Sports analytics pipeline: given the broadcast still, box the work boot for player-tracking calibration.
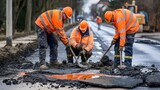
[67,58,74,67]
[81,62,92,68]
[81,62,89,65]
[40,64,48,70]
[67,63,74,67]
[50,60,61,67]
[67,57,73,64]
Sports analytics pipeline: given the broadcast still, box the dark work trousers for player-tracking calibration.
[98,24,101,30]
[114,33,135,68]
[36,25,58,65]
[66,46,92,63]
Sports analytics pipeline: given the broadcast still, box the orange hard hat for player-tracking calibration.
[63,6,72,19]
[79,20,88,33]
[104,11,113,23]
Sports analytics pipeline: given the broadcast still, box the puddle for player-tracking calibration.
[47,74,105,80]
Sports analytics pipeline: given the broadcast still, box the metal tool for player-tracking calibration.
[120,50,123,68]
[100,43,113,62]
[69,46,89,69]
[117,50,126,69]
[81,50,92,68]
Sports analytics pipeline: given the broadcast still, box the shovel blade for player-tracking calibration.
[76,61,91,69]
[117,65,126,69]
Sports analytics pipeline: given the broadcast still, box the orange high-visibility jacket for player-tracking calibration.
[35,9,68,45]
[69,27,94,52]
[96,17,102,24]
[113,9,139,46]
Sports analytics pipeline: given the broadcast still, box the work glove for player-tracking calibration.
[81,49,86,55]
[111,39,117,45]
[119,46,123,51]
[76,44,82,50]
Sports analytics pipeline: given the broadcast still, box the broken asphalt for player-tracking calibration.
[1,22,160,90]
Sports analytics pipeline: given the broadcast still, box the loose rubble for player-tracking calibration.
[1,41,160,89]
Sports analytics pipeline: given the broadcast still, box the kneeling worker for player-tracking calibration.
[66,20,94,65]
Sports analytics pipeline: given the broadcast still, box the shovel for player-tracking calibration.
[100,43,113,62]
[69,46,89,69]
[117,50,126,69]
[81,50,92,68]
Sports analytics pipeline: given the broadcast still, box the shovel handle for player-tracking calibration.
[77,52,81,60]
[82,51,88,62]
[100,43,113,61]
[120,50,122,68]
[69,46,81,62]
[69,46,89,69]
[69,46,77,60]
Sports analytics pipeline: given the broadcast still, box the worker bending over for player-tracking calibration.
[35,6,72,69]
[104,9,139,68]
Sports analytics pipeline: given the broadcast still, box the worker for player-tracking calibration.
[96,16,102,30]
[35,6,72,69]
[66,20,94,65]
[104,9,139,68]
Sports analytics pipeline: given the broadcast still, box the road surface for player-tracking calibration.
[89,21,160,67]
[0,21,160,90]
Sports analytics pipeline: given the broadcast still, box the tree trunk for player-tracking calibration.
[13,0,26,34]
[25,0,32,32]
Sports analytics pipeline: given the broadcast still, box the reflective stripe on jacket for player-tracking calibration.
[69,27,94,52]
[113,9,139,46]
[35,9,68,45]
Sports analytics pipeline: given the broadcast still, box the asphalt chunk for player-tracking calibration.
[146,72,160,87]
[80,76,143,89]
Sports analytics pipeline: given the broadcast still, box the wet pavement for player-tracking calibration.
[89,21,160,67]
[1,22,160,90]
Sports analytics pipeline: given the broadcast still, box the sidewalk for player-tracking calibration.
[135,32,160,41]
[0,34,37,48]
[135,32,160,43]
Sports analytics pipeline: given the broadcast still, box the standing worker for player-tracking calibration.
[35,6,72,69]
[96,16,102,30]
[104,9,139,68]
[66,20,94,65]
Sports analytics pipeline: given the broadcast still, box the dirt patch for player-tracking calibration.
[0,42,37,65]
[0,22,79,77]
[0,42,37,76]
